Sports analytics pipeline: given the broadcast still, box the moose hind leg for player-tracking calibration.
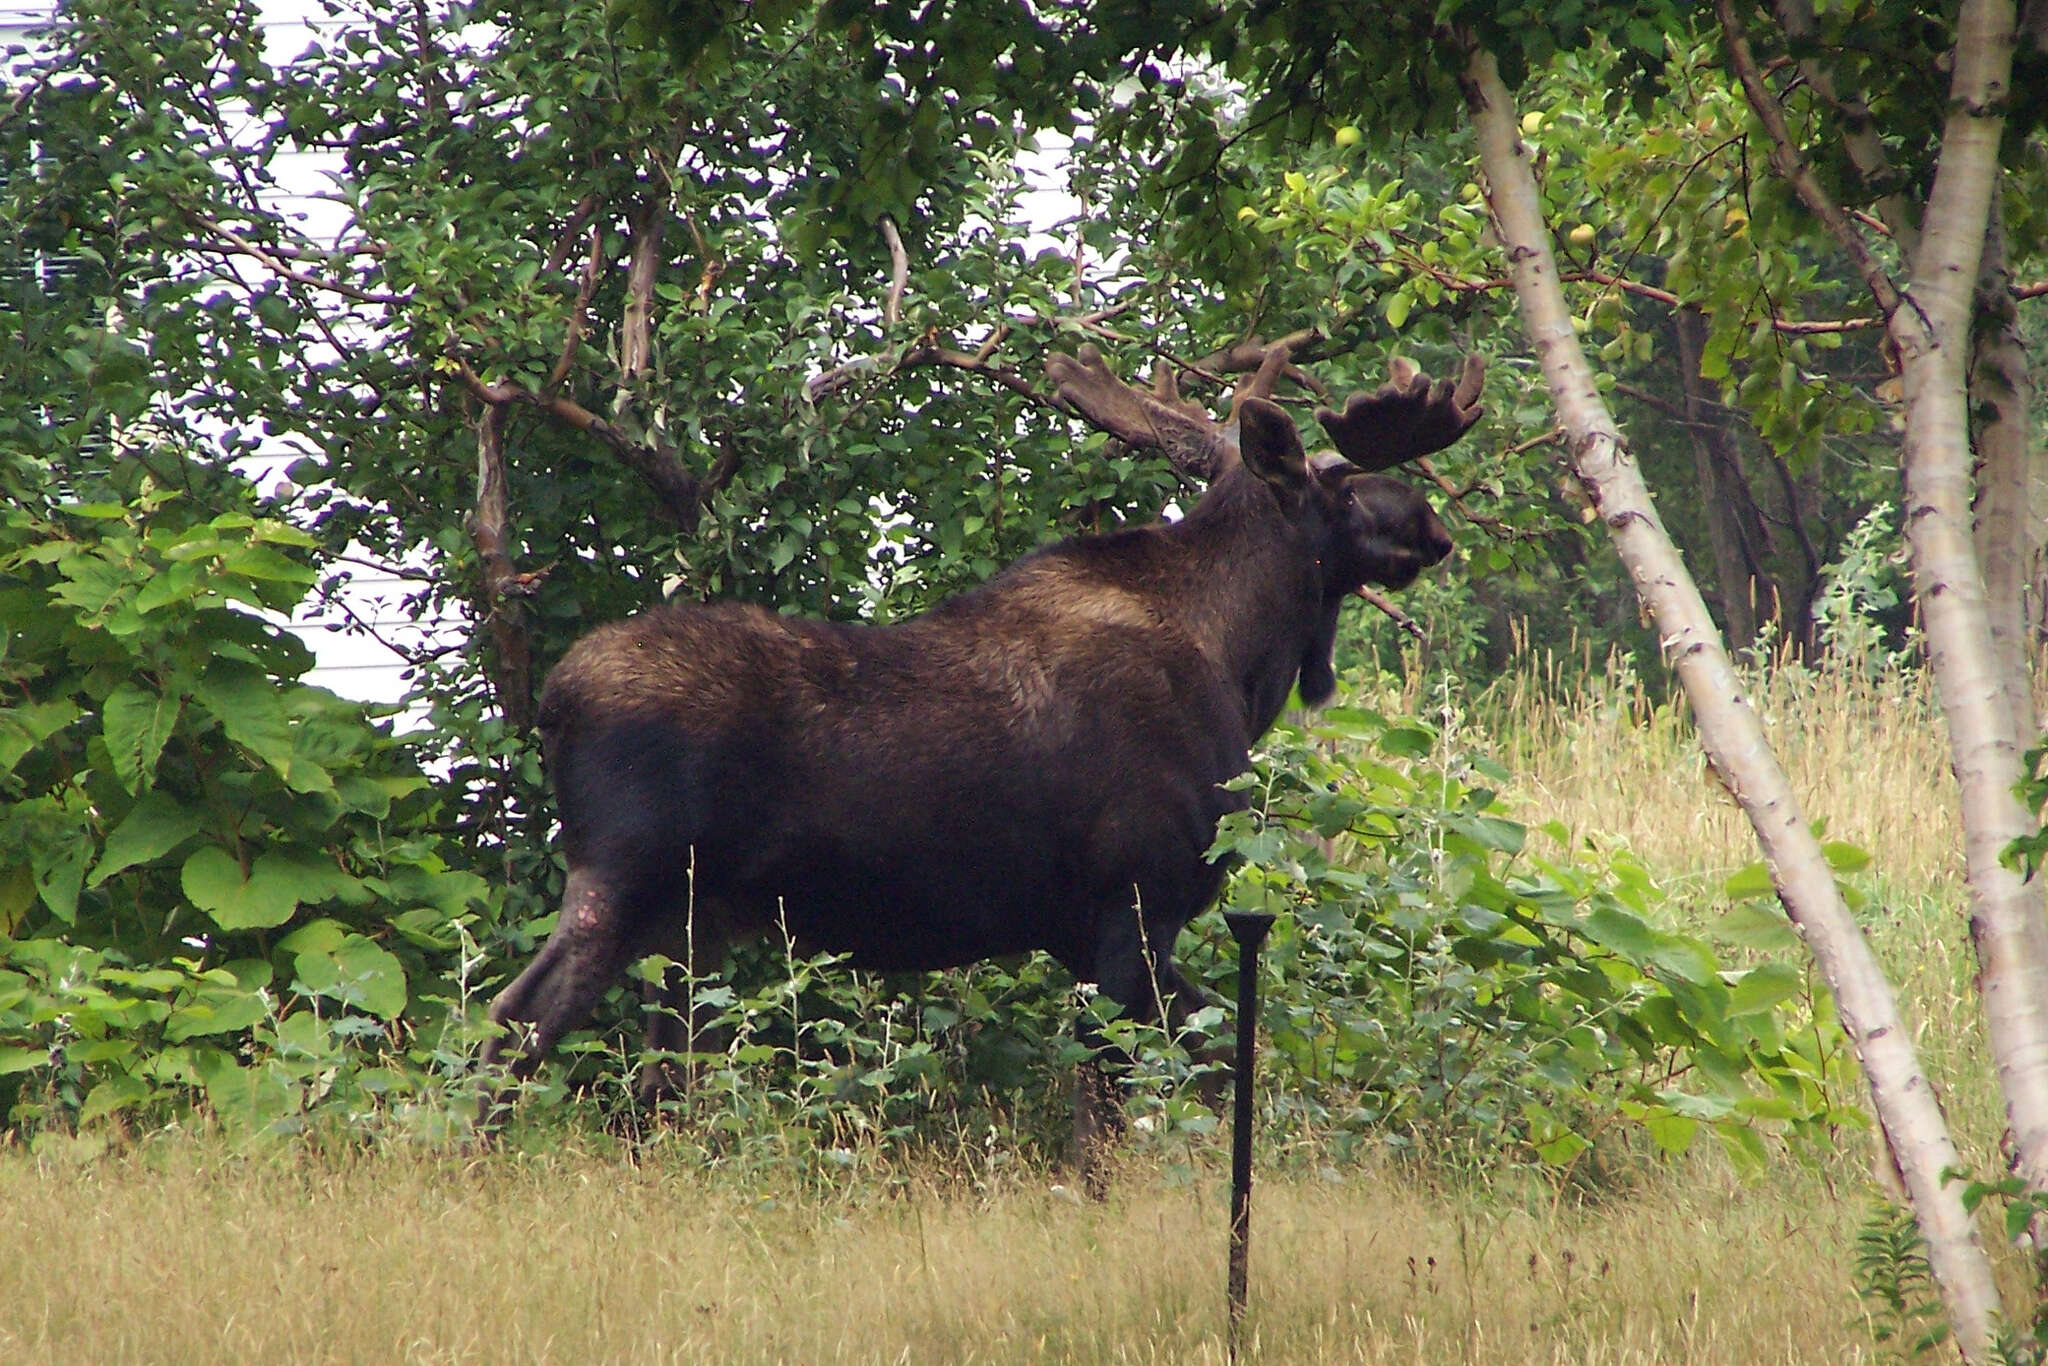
[1067,909,1177,1196]
[634,932,734,1114]
[478,868,634,1120]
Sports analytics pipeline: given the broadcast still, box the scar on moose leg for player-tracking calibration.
[573,881,608,932]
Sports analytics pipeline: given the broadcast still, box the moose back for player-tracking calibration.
[478,345,1484,1124]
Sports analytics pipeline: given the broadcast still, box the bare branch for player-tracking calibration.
[181,211,407,306]
[620,198,665,381]
[448,358,710,530]
[881,215,908,327]
[900,341,1059,407]
[1411,451,1545,543]
[468,404,536,733]
[540,193,603,277]
[1356,585,1426,641]
[546,222,608,394]
[1773,0,1918,254]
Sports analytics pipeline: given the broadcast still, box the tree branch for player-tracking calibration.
[546,221,608,394]
[1771,0,1919,255]
[619,197,665,381]
[1356,585,1425,641]
[468,404,536,733]
[180,211,408,307]
[448,358,711,531]
[880,215,908,327]
[1714,0,1910,324]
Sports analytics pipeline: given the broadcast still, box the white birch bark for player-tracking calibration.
[1460,45,2005,1361]
[1881,0,2048,1215]
[1968,205,2037,746]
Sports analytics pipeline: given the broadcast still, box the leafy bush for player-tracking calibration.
[1199,699,1861,1178]
[0,465,493,1137]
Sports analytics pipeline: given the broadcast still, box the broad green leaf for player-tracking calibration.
[32,838,88,924]
[182,847,343,931]
[0,700,81,776]
[1643,1110,1698,1156]
[101,683,182,794]
[1726,961,1803,1017]
[277,918,350,957]
[190,663,295,776]
[165,989,272,1041]
[1377,724,1435,759]
[1647,939,1718,987]
[89,793,202,886]
[79,1074,152,1125]
[1581,904,1660,961]
[292,934,407,1019]
[1709,902,1801,953]
[0,1045,47,1075]
[1722,860,1775,900]
[1820,840,1871,873]
[222,544,316,584]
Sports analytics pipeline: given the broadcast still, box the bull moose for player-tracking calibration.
[478,341,1484,1166]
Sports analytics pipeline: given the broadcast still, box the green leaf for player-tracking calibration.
[0,700,81,777]
[165,989,272,1041]
[1534,1128,1590,1165]
[221,544,315,584]
[191,663,295,777]
[1820,840,1870,873]
[32,838,88,924]
[1643,1110,1698,1156]
[89,794,202,887]
[101,683,183,794]
[182,847,344,931]
[1378,724,1435,759]
[292,934,407,1019]
[277,918,351,957]
[1722,860,1775,899]
[1725,961,1803,1016]
[0,1045,48,1076]
[1581,905,1660,961]
[1709,902,1801,953]
[79,1074,152,1125]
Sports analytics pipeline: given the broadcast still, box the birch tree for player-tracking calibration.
[1710,5,2048,1239]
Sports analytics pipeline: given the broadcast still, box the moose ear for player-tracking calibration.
[1237,397,1309,491]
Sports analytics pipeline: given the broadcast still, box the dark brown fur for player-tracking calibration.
[478,397,1458,1158]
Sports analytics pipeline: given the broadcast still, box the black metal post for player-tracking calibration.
[1223,909,1275,1357]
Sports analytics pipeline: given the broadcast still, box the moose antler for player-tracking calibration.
[1315,354,1486,472]
[1045,342,1292,482]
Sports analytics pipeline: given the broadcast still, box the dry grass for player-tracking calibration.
[0,1137,1882,1365]
[1475,647,1958,894]
[0,650,2008,1364]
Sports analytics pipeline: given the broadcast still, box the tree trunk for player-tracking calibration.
[1878,0,2048,1223]
[468,402,536,735]
[1460,43,2005,1360]
[1969,202,2037,745]
[1673,307,1771,649]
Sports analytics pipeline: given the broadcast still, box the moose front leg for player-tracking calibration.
[477,868,634,1127]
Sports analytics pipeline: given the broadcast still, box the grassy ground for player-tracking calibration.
[0,652,2012,1363]
[0,1136,1883,1364]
